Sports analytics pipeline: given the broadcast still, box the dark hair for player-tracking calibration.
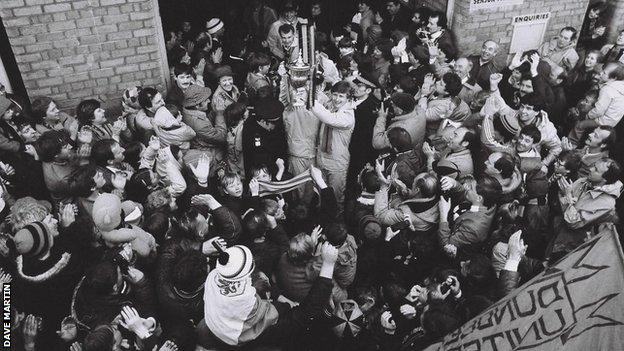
[381,281,407,308]
[422,302,460,338]
[462,128,477,151]
[278,24,295,36]
[494,153,515,179]
[138,87,159,109]
[83,325,115,351]
[242,210,268,241]
[172,250,208,292]
[76,99,101,127]
[559,150,582,181]
[84,260,118,295]
[388,127,412,152]
[224,102,247,129]
[519,93,545,112]
[69,163,100,197]
[589,1,608,14]
[477,175,502,207]
[427,10,448,29]
[173,62,193,77]
[144,210,170,244]
[492,113,516,143]
[35,130,68,162]
[360,168,381,193]
[325,222,348,246]
[519,124,541,144]
[398,76,418,95]
[561,26,578,40]
[123,141,144,171]
[338,37,353,48]
[607,63,624,81]
[248,52,271,72]
[90,139,117,167]
[126,168,154,204]
[603,158,622,184]
[30,96,54,123]
[464,254,495,285]
[331,80,352,94]
[442,72,463,97]
[414,173,439,198]
[338,55,355,72]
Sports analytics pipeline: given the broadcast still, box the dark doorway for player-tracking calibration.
[0,17,28,101]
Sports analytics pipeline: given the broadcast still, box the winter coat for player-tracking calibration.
[468,55,501,91]
[372,108,426,151]
[211,85,240,115]
[538,37,579,72]
[153,120,196,150]
[182,107,227,163]
[312,101,355,172]
[375,188,439,232]
[559,178,622,230]
[42,161,77,204]
[587,80,624,127]
[282,107,320,160]
[242,117,288,178]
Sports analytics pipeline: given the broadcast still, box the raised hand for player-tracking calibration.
[249,177,259,196]
[440,176,457,192]
[70,342,83,351]
[120,306,150,339]
[375,158,390,186]
[159,340,179,351]
[320,242,338,265]
[77,128,93,144]
[0,162,15,176]
[189,153,210,183]
[507,230,527,261]
[112,172,127,190]
[202,237,227,256]
[124,267,145,284]
[400,304,417,319]
[60,203,76,228]
[22,314,38,347]
[56,316,78,342]
[148,136,161,150]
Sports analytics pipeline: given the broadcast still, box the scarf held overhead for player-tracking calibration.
[257,169,314,197]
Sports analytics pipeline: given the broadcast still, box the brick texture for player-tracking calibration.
[0,0,167,113]
[451,0,591,67]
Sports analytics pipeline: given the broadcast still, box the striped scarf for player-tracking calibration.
[257,170,313,197]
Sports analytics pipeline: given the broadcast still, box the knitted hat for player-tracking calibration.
[254,97,284,122]
[390,92,416,113]
[359,215,382,241]
[498,113,520,136]
[183,84,212,108]
[0,96,11,115]
[216,245,255,281]
[122,86,141,108]
[206,18,224,35]
[214,65,234,80]
[325,222,348,246]
[92,193,122,232]
[14,222,52,259]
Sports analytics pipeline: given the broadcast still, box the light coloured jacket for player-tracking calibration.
[284,107,320,160]
[374,187,439,232]
[372,108,426,151]
[587,80,624,127]
[211,85,240,114]
[559,178,623,230]
[312,101,355,172]
[538,37,579,72]
[153,121,196,149]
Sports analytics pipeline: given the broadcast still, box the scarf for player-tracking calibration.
[258,170,313,197]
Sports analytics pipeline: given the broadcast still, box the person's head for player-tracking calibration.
[90,139,125,167]
[35,130,72,162]
[548,65,566,86]
[460,254,495,285]
[585,50,601,69]
[173,63,194,90]
[254,97,283,130]
[172,207,210,241]
[360,167,381,193]
[171,250,208,293]
[465,174,502,207]
[484,152,515,179]
[421,302,461,339]
[338,55,358,77]
[557,27,577,48]
[588,158,621,186]
[492,112,519,143]
[83,324,122,351]
[516,124,541,153]
[0,97,23,122]
[84,260,123,296]
[373,40,394,61]
[437,72,463,97]
[518,94,545,124]
[585,126,615,152]
[214,65,234,92]
[165,30,178,48]
[600,62,624,83]
[480,40,499,62]
[220,172,243,197]
[358,0,372,13]
[248,52,271,75]
[16,121,39,144]
[281,1,298,22]
[616,30,624,46]
[70,164,106,197]
[250,164,271,181]
[30,96,60,124]
[279,23,296,49]
[446,127,475,152]
[143,210,170,244]
[137,87,164,113]
[412,172,439,198]
[453,57,473,79]
[76,99,107,127]
[287,233,315,265]
[182,21,191,33]
[242,210,269,242]
[554,150,582,179]
[206,18,225,38]
[338,37,354,57]
[426,11,446,33]
[518,75,535,96]
[387,127,412,153]
[224,102,247,129]
[588,2,607,19]
[331,81,351,109]
[390,92,416,115]
[260,197,286,221]
[470,90,490,112]
[386,1,401,16]
[311,1,322,16]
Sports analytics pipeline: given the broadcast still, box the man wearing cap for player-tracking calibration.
[312,81,355,212]
[211,65,241,115]
[372,92,425,152]
[267,2,304,61]
[346,75,380,198]
[205,18,225,44]
[242,97,288,178]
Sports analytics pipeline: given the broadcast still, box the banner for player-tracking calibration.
[470,0,524,12]
[424,228,624,351]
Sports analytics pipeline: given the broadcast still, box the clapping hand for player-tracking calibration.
[561,137,576,151]
[59,203,77,228]
[148,136,161,151]
[120,306,152,339]
[400,304,417,319]
[159,340,179,351]
[77,128,93,144]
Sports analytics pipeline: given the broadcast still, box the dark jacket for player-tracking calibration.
[347,95,380,190]
[156,238,205,323]
[242,117,288,179]
[381,10,412,35]
[468,55,501,91]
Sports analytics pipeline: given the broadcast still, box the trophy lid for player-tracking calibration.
[286,50,310,72]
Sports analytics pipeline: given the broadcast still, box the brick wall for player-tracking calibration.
[0,0,168,113]
[450,0,591,67]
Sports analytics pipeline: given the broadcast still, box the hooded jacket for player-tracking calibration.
[587,80,624,127]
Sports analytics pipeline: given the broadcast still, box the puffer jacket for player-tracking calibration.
[587,80,624,127]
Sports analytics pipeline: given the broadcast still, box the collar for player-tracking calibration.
[430,29,444,40]
[470,205,484,212]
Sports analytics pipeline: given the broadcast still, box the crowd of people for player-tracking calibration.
[3,0,624,350]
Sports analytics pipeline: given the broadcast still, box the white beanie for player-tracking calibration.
[216,245,254,281]
[206,18,224,35]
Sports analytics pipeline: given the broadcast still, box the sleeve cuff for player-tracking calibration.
[504,258,521,272]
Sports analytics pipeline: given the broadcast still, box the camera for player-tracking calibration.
[439,277,453,294]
